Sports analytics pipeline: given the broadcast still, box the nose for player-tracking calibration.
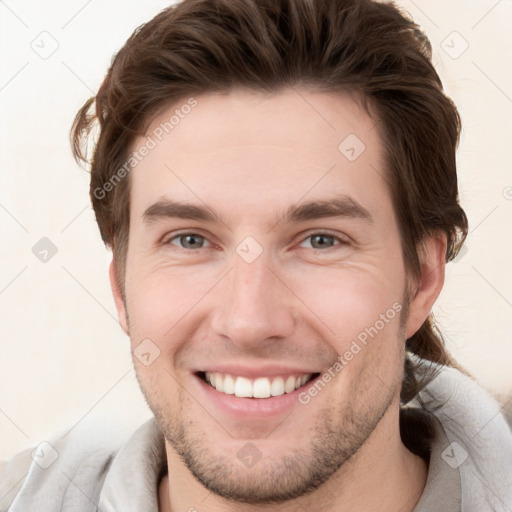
[210,252,296,349]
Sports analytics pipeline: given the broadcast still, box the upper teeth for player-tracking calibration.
[204,372,313,398]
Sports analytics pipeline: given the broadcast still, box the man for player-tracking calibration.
[2,0,511,510]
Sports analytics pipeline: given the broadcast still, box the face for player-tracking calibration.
[111,88,431,503]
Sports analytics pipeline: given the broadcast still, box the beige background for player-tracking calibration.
[1,0,511,460]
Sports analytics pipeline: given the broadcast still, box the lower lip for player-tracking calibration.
[194,373,320,420]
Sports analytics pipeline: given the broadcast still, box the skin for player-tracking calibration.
[109,88,446,511]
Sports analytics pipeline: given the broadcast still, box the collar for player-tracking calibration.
[98,418,166,512]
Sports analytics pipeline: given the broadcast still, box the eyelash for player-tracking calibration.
[162,230,350,252]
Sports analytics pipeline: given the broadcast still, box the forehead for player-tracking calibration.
[128,88,390,225]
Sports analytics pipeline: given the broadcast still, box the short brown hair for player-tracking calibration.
[71,0,468,424]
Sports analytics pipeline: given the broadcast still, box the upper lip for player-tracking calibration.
[196,363,321,379]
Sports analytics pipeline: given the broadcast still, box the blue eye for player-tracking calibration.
[300,234,346,249]
[163,232,347,252]
[168,233,210,249]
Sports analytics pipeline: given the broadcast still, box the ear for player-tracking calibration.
[109,259,129,335]
[404,234,447,339]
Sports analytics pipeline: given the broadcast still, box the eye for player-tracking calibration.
[166,233,211,250]
[299,233,347,250]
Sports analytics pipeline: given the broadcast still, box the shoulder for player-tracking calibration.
[0,419,136,511]
[0,446,34,511]
[417,362,512,509]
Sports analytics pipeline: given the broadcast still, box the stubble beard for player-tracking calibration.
[152,387,396,504]
[135,300,410,504]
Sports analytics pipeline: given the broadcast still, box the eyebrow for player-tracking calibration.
[281,196,373,225]
[143,200,218,224]
[142,196,373,226]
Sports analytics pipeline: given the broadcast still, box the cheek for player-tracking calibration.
[124,264,216,346]
[133,360,180,420]
[288,265,404,336]
[287,264,407,386]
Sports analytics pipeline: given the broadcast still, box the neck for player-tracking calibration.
[159,405,428,512]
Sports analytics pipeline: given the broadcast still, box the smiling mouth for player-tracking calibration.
[197,371,321,399]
